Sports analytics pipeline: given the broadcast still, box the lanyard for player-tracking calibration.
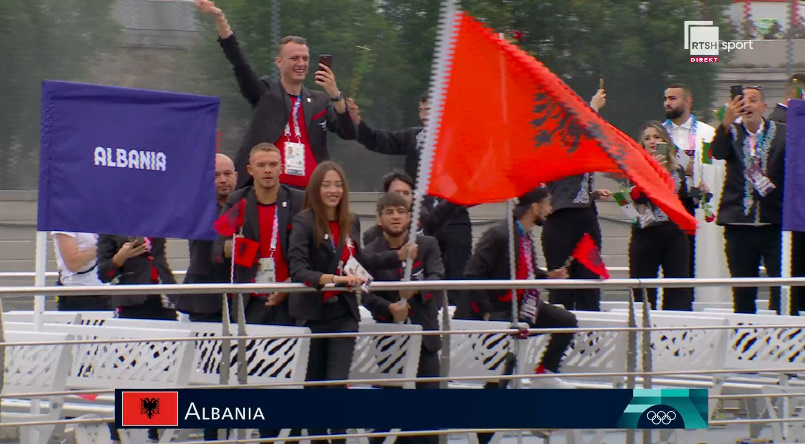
[514,221,535,279]
[747,127,765,159]
[284,95,303,142]
[331,234,355,274]
[269,206,279,257]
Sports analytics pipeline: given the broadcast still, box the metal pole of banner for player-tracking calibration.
[34,231,48,330]
[31,231,48,436]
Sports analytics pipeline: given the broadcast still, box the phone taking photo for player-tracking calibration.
[318,54,333,70]
[730,85,744,100]
[128,236,145,249]
[654,142,668,158]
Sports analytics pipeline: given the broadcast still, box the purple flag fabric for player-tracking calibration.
[784,100,805,232]
[38,80,221,240]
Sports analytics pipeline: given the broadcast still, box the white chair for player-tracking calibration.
[3,321,196,444]
[1,330,74,444]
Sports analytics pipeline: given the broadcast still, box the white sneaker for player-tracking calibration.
[529,373,575,389]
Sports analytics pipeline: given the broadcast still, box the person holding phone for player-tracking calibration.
[97,235,178,320]
[195,0,355,190]
[712,86,787,314]
[628,121,694,311]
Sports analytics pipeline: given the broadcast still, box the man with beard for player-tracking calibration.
[713,86,786,314]
[348,96,471,305]
[456,186,577,391]
[362,170,458,247]
[363,191,445,444]
[662,84,725,302]
[176,153,238,321]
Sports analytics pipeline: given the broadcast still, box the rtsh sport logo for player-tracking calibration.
[685,21,754,63]
[637,405,685,429]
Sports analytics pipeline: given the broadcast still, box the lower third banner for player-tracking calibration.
[116,388,708,430]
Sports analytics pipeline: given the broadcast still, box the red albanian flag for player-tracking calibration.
[424,12,697,234]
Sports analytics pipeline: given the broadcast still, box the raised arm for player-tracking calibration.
[713,95,743,161]
[196,0,266,107]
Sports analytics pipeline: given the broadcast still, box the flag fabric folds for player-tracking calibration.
[214,199,247,237]
[37,80,220,240]
[571,234,610,280]
[424,13,697,234]
[784,100,805,231]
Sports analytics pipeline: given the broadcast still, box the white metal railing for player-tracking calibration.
[3,276,805,297]
[1,278,805,443]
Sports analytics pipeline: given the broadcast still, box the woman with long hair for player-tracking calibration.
[629,121,694,311]
[287,161,366,443]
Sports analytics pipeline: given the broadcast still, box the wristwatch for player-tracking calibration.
[331,92,343,102]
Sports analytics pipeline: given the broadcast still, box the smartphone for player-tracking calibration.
[128,236,145,249]
[599,77,605,90]
[318,54,333,70]
[730,85,744,100]
[654,142,668,158]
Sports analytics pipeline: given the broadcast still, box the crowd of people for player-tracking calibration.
[47,0,805,441]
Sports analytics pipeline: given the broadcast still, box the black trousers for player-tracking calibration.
[304,315,358,444]
[435,222,472,305]
[368,349,440,444]
[789,231,805,316]
[117,296,177,320]
[57,294,111,311]
[541,207,602,311]
[490,302,577,373]
[724,225,782,314]
[629,222,692,311]
[477,303,576,444]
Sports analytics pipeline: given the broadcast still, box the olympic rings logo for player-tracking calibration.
[645,410,677,425]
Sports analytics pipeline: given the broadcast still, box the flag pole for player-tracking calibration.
[404,0,460,282]
[403,5,459,437]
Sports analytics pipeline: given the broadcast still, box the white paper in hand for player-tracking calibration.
[345,256,373,293]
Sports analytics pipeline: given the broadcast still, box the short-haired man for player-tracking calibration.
[196,0,356,189]
[456,187,577,389]
[713,86,787,314]
[213,143,304,325]
[349,96,471,303]
[364,192,445,384]
[663,83,725,300]
[176,153,238,322]
[362,170,458,246]
[211,143,304,441]
[363,191,444,444]
[769,73,805,315]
